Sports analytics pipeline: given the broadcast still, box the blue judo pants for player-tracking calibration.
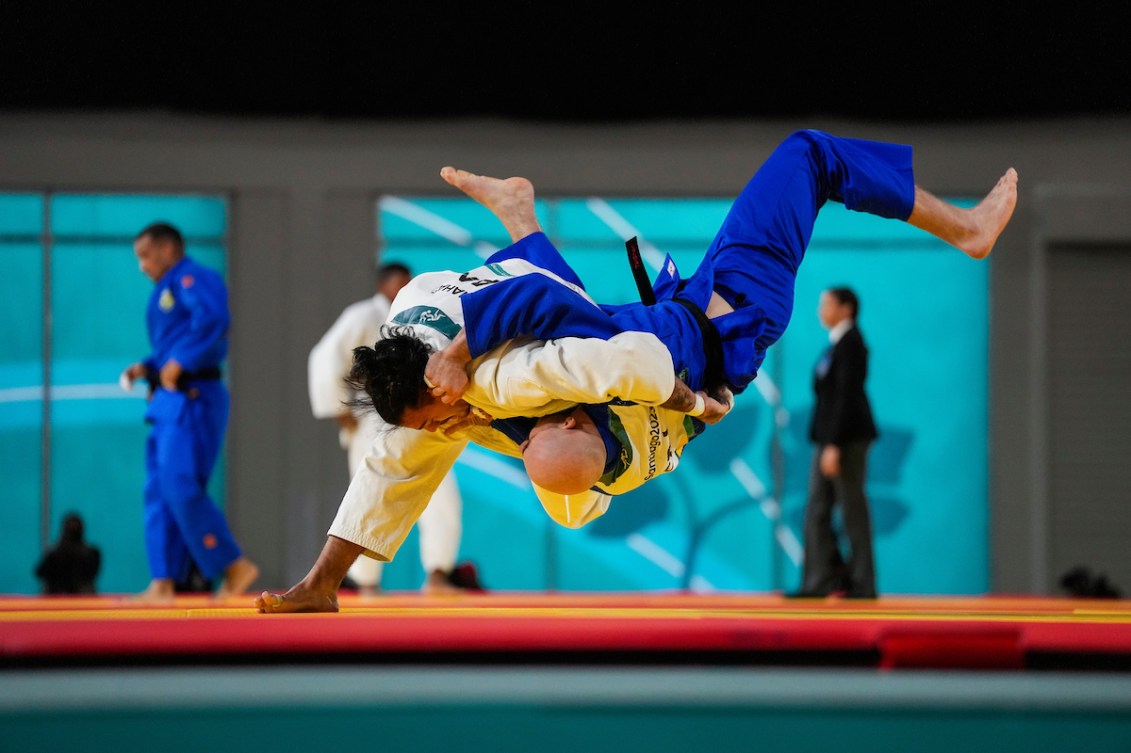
[143,382,241,581]
[694,129,916,376]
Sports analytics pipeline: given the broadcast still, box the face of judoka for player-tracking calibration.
[134,234,182,282]
[399,394,471,432]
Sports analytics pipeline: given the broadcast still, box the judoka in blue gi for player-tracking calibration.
[122,222,258,602]
[257,130,1017,613]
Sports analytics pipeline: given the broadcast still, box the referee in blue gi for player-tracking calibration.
[122,222,258,602]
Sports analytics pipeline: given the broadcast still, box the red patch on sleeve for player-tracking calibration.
[181,274,195,288]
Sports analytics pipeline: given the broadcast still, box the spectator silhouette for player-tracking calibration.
[35,513,101,595]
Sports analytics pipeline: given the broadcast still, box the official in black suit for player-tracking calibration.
[798,287,878,598]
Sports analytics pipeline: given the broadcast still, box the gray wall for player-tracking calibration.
[4,112,1129,593]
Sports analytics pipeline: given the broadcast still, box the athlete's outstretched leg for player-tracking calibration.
[700,130,1018,394]
[712,129,1017,273]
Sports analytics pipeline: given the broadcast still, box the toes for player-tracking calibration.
[255,591,282,612]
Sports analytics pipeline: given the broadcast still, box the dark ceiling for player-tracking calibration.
[3,3,1127,123]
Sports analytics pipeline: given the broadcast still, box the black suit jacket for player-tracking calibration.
[808,325,878,446]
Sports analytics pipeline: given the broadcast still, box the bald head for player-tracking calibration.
[522,409,605,494]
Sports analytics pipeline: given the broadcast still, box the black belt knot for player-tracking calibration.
[146,366,222,393]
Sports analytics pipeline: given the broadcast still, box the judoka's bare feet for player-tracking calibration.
[214,557,260,600]
[128,578,176,605]
[440,167,541,243]
[255,584,339,614]
[910,168,1018,260]
[960,168,1018,259]
[257,535,359,613]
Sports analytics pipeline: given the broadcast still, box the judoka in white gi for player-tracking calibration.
[307,262,466,593]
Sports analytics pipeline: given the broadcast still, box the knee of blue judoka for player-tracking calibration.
[157,464,207,511]
[143,470,163,510]
[787,129,826,145]
[784,129,837,159]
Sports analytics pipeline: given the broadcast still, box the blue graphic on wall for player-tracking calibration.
[375,192,989,596]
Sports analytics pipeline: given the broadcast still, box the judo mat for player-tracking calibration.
[4,593,1131,753]
[2,591,1130,670]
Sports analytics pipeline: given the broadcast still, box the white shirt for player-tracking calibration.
[308,292,391,420]
[828,318,854,345]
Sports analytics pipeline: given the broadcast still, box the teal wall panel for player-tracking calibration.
[51,194,227,238]
[0,202,44,594]
[0,194,43,234]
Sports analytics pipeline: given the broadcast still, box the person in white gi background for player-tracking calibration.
[307,261,476,594]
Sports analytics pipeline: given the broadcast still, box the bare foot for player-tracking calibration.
[128,578,175,605]
[214,557,260,600]
[439,167,541,243]
[961,168,1018,259]
[255,584,339,614]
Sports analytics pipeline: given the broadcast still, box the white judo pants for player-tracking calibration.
[343,413,463,588]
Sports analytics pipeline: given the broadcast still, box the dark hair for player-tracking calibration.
[346,326,432,424]
[826,286,860,319]
[136,222,185,254]
[376,262,411,284]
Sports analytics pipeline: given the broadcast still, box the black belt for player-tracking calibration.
[625,237,657,306]
[146,366,222,393]
[623,237,726,393]
[671,298,726,393]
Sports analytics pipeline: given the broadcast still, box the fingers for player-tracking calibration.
[427,385,462,405]
[431,387,459,405]
[425,355,470,404]
[439,406,493,436]
[696,391,734,424]
[717,386,735,410]
[424,373,455,403]
[425,377,467,404]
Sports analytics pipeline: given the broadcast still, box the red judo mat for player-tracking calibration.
[2,592,1130,671]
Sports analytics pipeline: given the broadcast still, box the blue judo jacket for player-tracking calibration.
[142,255,229,381]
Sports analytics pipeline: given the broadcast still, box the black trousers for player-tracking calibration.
[800,439,876,597]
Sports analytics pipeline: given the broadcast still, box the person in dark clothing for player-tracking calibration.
[796,287,879,598]
[34,512,101,595]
